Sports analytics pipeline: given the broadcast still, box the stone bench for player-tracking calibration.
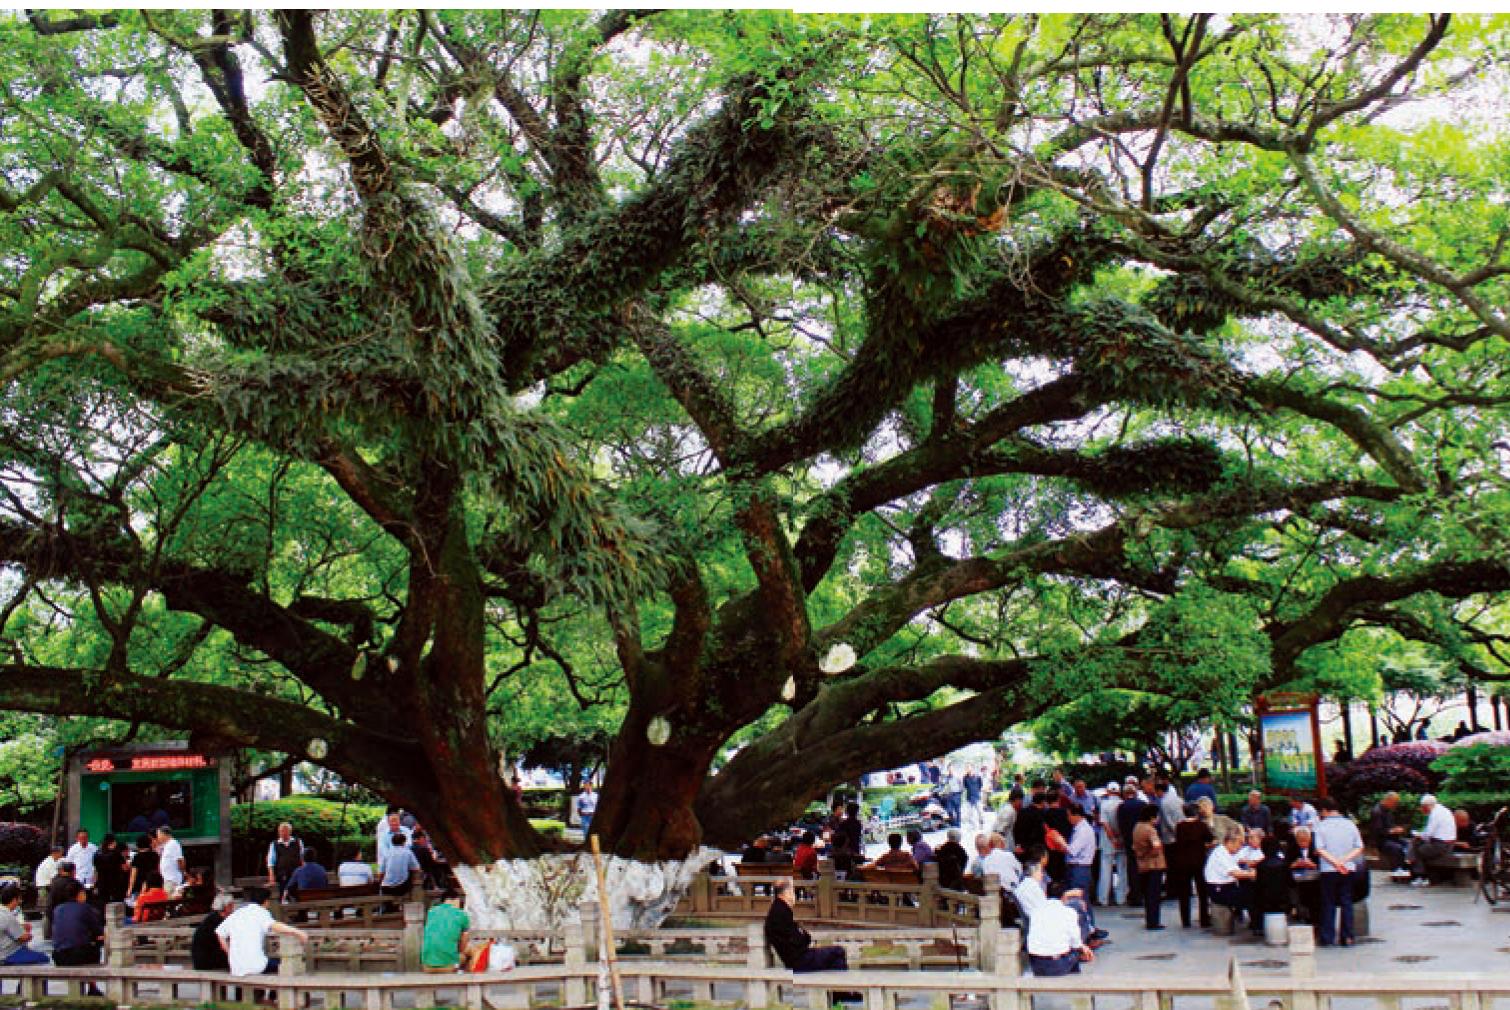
[1428,851,1480,887]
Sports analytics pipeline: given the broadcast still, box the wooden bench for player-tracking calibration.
[288,881,380,903]
[1428,850,1480,886]
[853,866,921,885]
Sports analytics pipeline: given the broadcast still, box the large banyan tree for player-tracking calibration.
[2,12,1509,864]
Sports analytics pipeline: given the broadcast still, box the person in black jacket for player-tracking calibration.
[192,895,233,972]
[1115,785,1147,905]
[764,878,847,973]
[935,829,970,890]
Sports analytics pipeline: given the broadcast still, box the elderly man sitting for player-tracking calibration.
[1406,794,1457,887]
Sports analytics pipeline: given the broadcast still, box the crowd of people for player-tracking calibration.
[760,766,1492,978]
[0,808,482,981]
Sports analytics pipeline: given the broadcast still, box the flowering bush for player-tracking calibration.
[0,821,48,869]
[1328,761,1431,814]
[1350,741,1448,786]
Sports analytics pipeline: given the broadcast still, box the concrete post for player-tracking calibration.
[400,901,425,971]
[564,916,590,1006]
[817,861,836,920]
[277,931,306,1010]
[920,861,939,925]
[977,881,1001,973]
[746,921,771,1009]
[579,898,602,962]
[691,867,713,915]
[103,901,130,1001]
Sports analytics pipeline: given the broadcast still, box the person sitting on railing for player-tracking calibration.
[793,832,820,879]
[337,847,374,888]
[132,872,170,924]
[965,832,1022,893]
[907,828,935,867]
[0,881,49,966]
[52,878,104,967]
[765,877,847,973]
[866,833,919,874]
[1023,884,1096,975]
[935,829,969,890]
[283,848,328,902]
[1015,846,1106,949]
[216,886,310,977]
[421,887,471,973]
[192,894,234,972]
[378,832,422,898]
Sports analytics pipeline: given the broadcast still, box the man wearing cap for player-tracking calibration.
[1407,794,1456,886]
[1096,781,1124,906]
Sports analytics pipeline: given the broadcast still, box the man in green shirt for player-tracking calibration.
[421,888,471,972]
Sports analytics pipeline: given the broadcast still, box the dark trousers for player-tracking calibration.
[1126,860,1143,905]
[1410,839,1451,878]
[1378,839,1407,872]
[1318,873,1355,945]
[943,794,961,825]
[794,945,848,973]
[1168,867,1210,927]
[52,944,102,966]
[1029,951,1081,976]
[1141,868,1164,928]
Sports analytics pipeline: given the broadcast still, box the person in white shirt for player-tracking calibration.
[979,833,1022,890]
[1205,831,1257,925]
[1015,846,1103,946]
[33,847,63,891]
[215,887,308,976]
[1235,828,1264,870]
[1096,782,1125,906]
[156,828,186,893]
[337,847,374,887]
[375,812,411,865]
[1021,851,1095,978]
[1290,798,1319,830]
[1408,793,1457,886]
[1313,799,1364,946]
[65,831,98,891]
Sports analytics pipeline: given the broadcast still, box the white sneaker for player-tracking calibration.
[1409,878,1430,887]
[1389,869,1411,879]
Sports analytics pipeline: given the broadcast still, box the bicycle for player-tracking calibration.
[1477,806,1510,906]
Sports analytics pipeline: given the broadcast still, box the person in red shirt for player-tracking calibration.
[793,831,819,879]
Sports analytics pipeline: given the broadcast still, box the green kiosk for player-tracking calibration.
[66,742,233,887]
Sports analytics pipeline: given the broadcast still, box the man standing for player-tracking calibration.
[375,811,411,865]
[1290,797,1319,830]
[1371,793,1409,878]
[93,835,129,906]
[576,782,598,836]
[157,827,186,894]
[1407,794,1457,886]
[265,822,301,896]
[1185,770,1218,807]
[765,877,848,972]
[1065,806,1097,900]
[1097,782,1125,907]
[992,788,1021,853]
[1155,780,1183,845]
[941,766,964,828]
[66,830,98,892]
[1239,792,1273,834]
[1115,784,1147,905]
[1313,798,1364,946]
[1016,790,1048,855]
[34,845,63,893]
[216,887,309,977]
[963,765,985,832]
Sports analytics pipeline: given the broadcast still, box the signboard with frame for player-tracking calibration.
[1256,692,1327,797]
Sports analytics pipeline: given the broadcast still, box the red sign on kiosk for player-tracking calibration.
[84,753,208,773]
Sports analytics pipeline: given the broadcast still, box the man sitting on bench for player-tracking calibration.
[765,877,847,973]
[1406,794,1457,887]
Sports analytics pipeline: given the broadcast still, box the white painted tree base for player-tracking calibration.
[454,848,723,931]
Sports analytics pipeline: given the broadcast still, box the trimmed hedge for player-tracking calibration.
[229,797,385,877]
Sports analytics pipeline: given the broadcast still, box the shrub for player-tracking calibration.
[1436,790,1510,823]
[0,821,48,869]
[1357,792,1423,830]
[531,819,565,839]
[1350,742,1448,786]
[1433,743,1510,793]
[229,797,385,877]
[1329,761,1430,815]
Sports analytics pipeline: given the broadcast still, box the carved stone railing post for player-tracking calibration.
[401,901,425,971]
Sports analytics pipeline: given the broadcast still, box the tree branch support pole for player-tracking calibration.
[589,835,627,1010]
